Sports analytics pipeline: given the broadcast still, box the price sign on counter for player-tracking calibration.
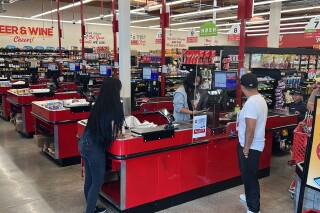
[192,115,207,139]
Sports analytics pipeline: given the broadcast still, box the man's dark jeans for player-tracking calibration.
[238,143,262,213]
[79,133,106,213]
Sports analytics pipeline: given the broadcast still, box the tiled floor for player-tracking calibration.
[0,118,295,213]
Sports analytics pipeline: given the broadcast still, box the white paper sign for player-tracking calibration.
[192,115,207,139]
[305,16,320,30]
[228,24,240,35]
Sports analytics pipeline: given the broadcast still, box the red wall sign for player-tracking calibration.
[0,25,54,43]
[245,34,320,48]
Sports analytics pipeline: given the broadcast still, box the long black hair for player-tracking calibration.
[86,77,124,150]
[183,71,203,96]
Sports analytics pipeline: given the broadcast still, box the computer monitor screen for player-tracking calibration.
[213,71,237,89]
[196,90,222,111]
[48,63,58,71]
[143,67,158,80]
[100,64,112,76]
[69,62,76,71]
[75,63,81,72]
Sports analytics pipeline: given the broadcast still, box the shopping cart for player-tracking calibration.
[288,111,313,199]
[303,209,320,213]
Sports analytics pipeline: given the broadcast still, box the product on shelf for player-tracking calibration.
[29,89,50,93]
[39,100,64,110]
[275,80,286,110]
[0,81,11,87]
[10,88,30,95]
[63,99,89,107]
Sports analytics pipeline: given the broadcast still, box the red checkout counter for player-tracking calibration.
[0,84,47,121]
[7,90,80,137]
[77,111,298,212]
[31,100,90,166]
[131,97,173,125]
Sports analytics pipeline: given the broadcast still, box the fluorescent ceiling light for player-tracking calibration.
[123,0,290,25]
[245,22,308,29]
[31,0,93,18]
[131,17,160,24]
[170,0,290,19]
[171,5,238,19]
[88,0,194,23]
[246,26,305,33]
[85,14,113,22]
[248,30,305,36]
[0,15,72,23]
[247,33,268,36]
[159,4,315,28]
[254,0,291,6]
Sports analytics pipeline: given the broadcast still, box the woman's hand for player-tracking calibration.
[192,110,203,115]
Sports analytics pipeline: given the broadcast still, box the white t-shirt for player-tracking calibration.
[237,94,268,152]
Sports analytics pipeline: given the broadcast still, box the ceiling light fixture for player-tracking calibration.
[31,0,93,18]
[248,31,305,36]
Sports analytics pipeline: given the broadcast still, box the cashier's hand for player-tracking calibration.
[192,110,203,115]
[295,111,300,115]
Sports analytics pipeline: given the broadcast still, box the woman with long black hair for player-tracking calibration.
[78,77,124,213]
[173,71,203,122]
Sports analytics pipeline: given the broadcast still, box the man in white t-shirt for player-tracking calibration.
[237,73,268,213]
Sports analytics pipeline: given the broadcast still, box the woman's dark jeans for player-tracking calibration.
[78,133,106,213]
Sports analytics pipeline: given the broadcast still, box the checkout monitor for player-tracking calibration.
[142,67,158,80]
[213,71,237,90]
[69,62,81,72]
[100,64,112,76]
[48,63,58,71]
[196,90,222,111]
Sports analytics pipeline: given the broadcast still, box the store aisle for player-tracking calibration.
[0,118,295,213]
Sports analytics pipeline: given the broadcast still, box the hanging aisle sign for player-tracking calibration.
[187,28,199,43]
[228,24,240,41]
[200,22,218,37]
[304,16,320,39]
[155,30,162,44]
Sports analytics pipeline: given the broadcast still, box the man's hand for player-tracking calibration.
[243,147,250,158]
[295,111,300,115]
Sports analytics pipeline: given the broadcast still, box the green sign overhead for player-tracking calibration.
[200,22,218,37]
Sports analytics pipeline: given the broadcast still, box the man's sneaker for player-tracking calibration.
[247,210,260,213]
[94,206,106,213]
[240,194,246,202]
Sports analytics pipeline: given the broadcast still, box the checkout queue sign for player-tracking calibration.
[306,97,320,190]
[192,115,207,139]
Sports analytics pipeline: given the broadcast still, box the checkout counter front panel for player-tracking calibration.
[7,90,80,136]
[32,100,90,164]
[76,112,299,212]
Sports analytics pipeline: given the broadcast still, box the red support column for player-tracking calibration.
[236,0,252,107]
[56,0,62,75]
[160,0,167,97]
[112,0,118,77]
[80,0,86,73]
[236,18,246,107]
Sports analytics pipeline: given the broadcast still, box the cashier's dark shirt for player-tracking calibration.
[289,101,307,122]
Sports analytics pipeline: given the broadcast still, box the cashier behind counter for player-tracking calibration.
[289,89,307,122]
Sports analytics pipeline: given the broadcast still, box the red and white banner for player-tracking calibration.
[187,28,199,43]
